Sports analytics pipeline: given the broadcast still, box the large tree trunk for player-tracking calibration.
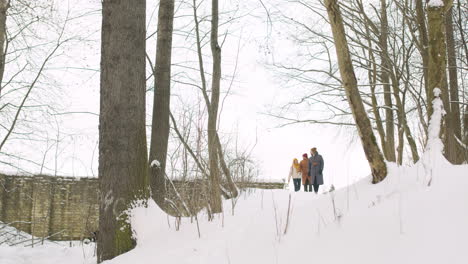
[0,0,8,97]
[98,0,149,262]
[445,4,464,163]
[427,2,458,163]
[379,0,396,162]
[324,0,387,183]
[208,0,223,213]
[415,0,431,118]
[149,0,175,208]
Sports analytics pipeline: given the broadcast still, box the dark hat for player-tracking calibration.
[302,153,308,158]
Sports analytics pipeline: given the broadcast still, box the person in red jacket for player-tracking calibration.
[300,153,311,192]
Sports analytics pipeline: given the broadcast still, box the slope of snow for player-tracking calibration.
[101,160,467,264]
[1,92,467,264]
[102,92,468,264]
[1,160,467,264]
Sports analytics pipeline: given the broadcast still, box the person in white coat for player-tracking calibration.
[288,158,302,192]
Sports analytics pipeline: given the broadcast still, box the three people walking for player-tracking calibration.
[288,147,324,193]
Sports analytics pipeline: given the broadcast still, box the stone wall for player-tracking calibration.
[0,174,99,241]
[0,174,283,241]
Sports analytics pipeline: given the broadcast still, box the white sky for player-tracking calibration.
[1,0,372,189]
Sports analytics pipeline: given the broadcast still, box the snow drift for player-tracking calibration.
[2,92,467,264]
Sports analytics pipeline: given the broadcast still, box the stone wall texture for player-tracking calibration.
[0,174,283,241]
[0,174,99,241]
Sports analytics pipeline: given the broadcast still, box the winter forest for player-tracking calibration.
[0,0,467,263]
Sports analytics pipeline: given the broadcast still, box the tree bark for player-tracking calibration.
[427,3,458,163]
[208,0,223,213]
[324,0,387,183]
[379,0,396,162]
[149,0,175,208]
[98,0,149,262]
[464,105,468,160]
[415,0,431,118]
[215,134,238,198]
[0,0,8,97]
[444,4,464,163]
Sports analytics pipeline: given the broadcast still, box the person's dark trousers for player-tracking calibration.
[313,183,319,193]
[293,178,301,192]
[304,178,312,192]
[313,177,320,193]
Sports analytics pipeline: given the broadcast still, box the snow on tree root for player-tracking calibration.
[150,160,161,168]
[428,0,444,7]
[418,88,450,185]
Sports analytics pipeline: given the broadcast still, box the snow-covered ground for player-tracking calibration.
[105,161,467,264]
[1,94,467,264]
[2,158,466,264]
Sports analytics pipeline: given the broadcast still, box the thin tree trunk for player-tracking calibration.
[149,0,175,208]
[361,8,388,159]
[445,4,464,163]
[456,0,468,65]
[324,0,387,183]
[400,2,420,164]
[170,112,209,178]
[98,0,149,262]
[368,50,388,159]
[379,0,396,162]
[0,0,8,97]
[208,0,223,213]
[193,0,237,201]
[464,105,468,160]
[215,134,238,198]
[396,125,405,165]
[390,75,420,163]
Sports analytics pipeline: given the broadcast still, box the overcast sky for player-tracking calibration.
[1,0,372,189]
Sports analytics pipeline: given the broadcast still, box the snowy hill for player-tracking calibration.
[1,158,467,264]
[102,160,467,264]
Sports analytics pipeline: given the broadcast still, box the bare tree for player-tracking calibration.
[0,0,77,172]
[207,0,223,213]
[445,2,464,163]
[324,0,387,183]
[379,0,396,162]
[149,0,175,209]
[98,0,149,262]
[0,0,8,96]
